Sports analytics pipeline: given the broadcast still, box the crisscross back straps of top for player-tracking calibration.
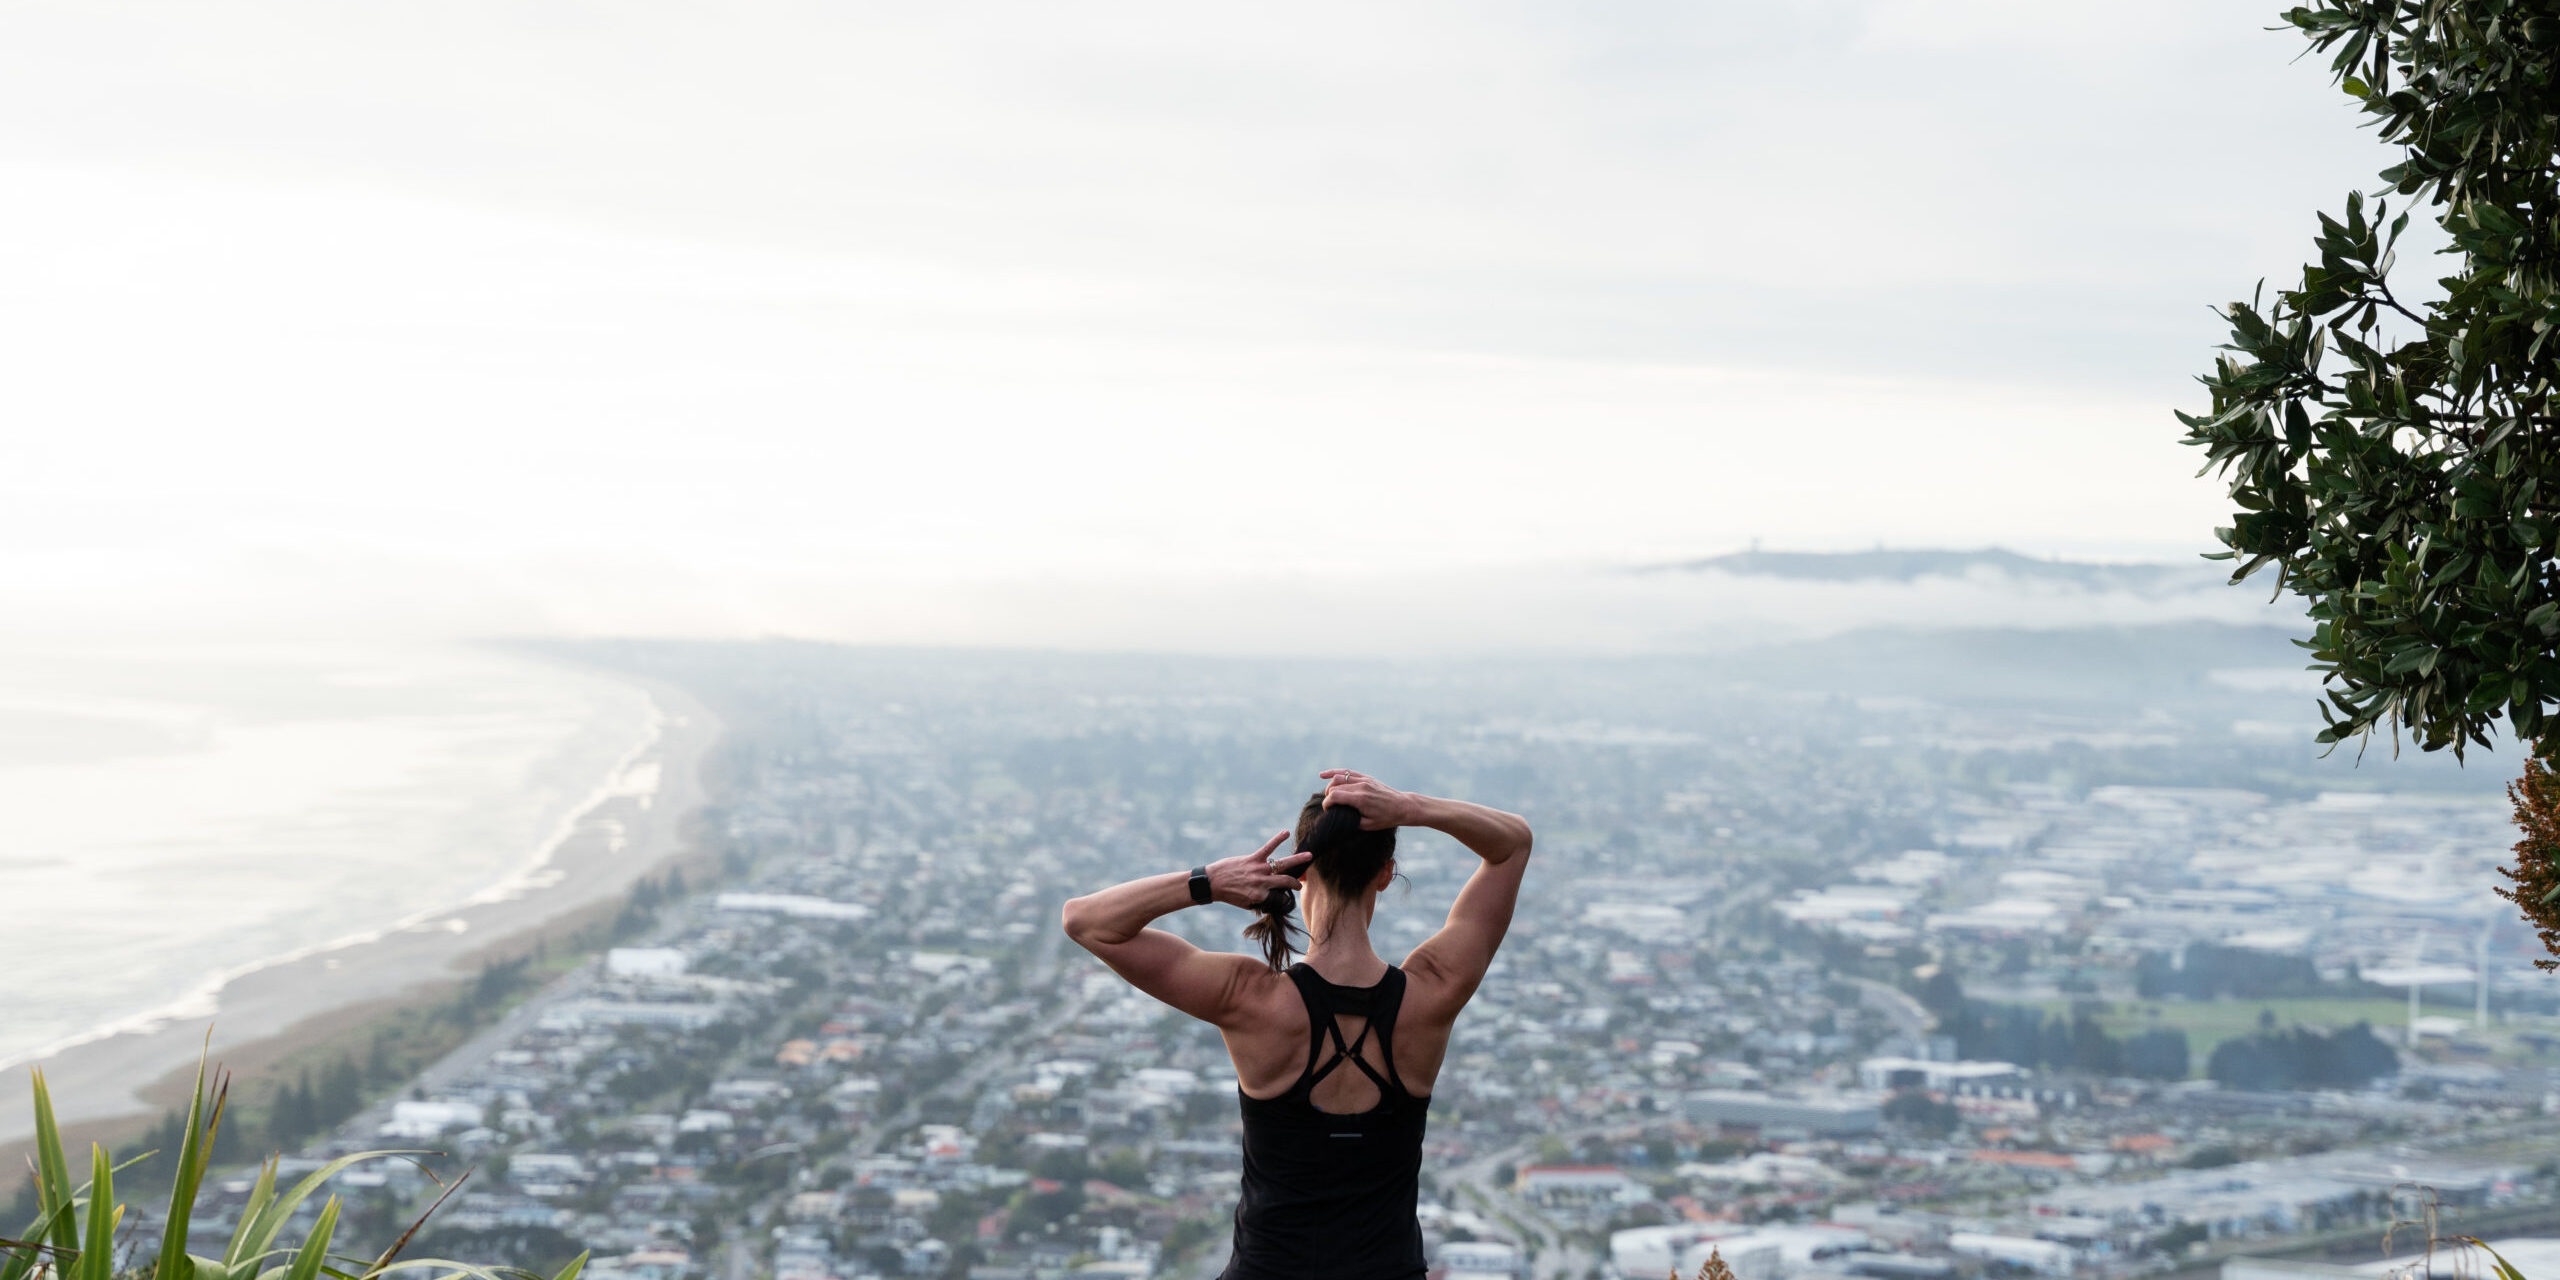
[1286,963,1410,1104]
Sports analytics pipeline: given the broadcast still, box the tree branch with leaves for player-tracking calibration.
[2184,0,2560,950]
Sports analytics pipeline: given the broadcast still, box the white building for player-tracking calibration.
[1677,1153,1845,1189]
[605,947,688,977]
[539,998,725,1032]
[676,1109,734,1134]
[507,1152,585,1181]
[1133,1067,1200,1094]
[1949,1233,2076,1275]
[1438,1240,1526,1279]
[1857,1057,2021,1092]
[1518,1165,1646,1206]
[378,1099,481,1140]
[713,892,871,921]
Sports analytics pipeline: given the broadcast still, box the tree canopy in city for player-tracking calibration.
[2180,0,2560,945]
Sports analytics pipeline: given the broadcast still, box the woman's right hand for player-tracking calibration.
[1206,831,1312,908]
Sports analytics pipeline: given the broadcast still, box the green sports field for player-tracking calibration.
[2022,997,2415,1072]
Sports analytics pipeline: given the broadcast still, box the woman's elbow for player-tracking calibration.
[1060,896,1111,949]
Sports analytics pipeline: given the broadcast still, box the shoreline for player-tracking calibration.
[0,666,723,1150]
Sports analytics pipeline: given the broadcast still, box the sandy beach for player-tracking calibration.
[0,670,721,1149]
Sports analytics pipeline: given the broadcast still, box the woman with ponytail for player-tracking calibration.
[1061,769,1533,1280]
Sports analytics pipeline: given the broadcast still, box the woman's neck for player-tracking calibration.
[1301,893,1386,982]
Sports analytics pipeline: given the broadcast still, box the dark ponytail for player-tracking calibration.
[1241,891,1305,972]
[1242,793,1399,971]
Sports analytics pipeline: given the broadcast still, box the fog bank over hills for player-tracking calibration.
[1614,545,2274,650]
[907,545,2293,658]
[795,545,2289,658]
[1662,546,2226,594]
[1631,550,2503,789]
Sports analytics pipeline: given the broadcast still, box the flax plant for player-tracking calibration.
[2,1051,584,1280]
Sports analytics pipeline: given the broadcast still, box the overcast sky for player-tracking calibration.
[0,1,2396,646]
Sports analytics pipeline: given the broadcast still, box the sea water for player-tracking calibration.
[0,642,657,1069]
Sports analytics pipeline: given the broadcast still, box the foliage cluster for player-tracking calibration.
[1,1056,576,1280]
[1946,1003,2192,1080]
[2204,1020,2401,1089]
[2500,755,2560,965]
[611,871,686,941]
[1881,1089,1961,1135]
[2134,943,2328,1000]
[2183,0,2560,761]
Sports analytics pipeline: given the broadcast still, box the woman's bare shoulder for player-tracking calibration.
[1223,964,1318,1096]
[1172,953,1301,1036]
[1396,952,1483,1025]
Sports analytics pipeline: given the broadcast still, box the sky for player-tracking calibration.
[0,1,2401,649]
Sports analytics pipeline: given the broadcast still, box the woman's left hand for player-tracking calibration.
[1205,831,1312,908]
[1318,769,1416,829]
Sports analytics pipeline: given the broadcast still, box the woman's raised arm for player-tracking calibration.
[1316,769,1531,1016]
[1060,832,1311,1026]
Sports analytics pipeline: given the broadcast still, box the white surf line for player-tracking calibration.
[462,697,666,907]
[0,690,674,1079]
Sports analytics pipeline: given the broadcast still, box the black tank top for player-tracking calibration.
[1219,963,1430,1280]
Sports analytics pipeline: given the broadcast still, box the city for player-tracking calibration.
[64,637,2555,1280]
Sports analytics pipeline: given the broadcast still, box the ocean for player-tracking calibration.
[0,642,659,1071]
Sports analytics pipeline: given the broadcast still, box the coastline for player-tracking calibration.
[0,668,723,1150]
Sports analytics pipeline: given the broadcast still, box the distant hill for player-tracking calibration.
[1714,620,2303,708]
[1660,547,2216,593]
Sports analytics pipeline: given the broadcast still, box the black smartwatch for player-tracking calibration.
[1188,866,1213,905]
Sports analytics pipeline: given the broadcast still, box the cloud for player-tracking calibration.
[0,2,2391,644]
[0,2,2389,378]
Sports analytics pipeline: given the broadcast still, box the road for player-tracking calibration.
[332,956,605,1148]
[1845,976,1936,1040]
[1441,1121,1650,1280]
[852,923,1092,1158]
